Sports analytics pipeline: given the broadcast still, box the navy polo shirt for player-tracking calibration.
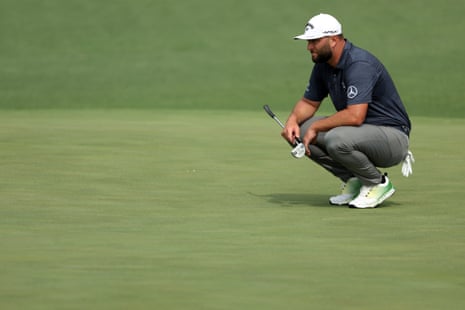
[304,40,411,136]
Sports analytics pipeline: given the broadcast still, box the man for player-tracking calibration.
[282,13,413,208]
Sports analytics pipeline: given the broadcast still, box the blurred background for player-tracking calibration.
[1,0,464,116]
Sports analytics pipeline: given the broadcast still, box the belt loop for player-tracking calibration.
[402,125,410,135]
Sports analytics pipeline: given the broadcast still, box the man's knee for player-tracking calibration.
[299,116,327,139]
[325,128,351,156]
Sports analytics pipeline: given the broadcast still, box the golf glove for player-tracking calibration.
[401,150,415,177]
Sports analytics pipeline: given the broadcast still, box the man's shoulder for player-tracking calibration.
[343,41,379,66]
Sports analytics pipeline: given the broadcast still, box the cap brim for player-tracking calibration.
[293,33,324,40]
[293,34,307,40]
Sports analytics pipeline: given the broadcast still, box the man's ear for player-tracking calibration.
[329,36,339,48]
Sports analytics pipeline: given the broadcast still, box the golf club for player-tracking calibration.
[263,104,306,158]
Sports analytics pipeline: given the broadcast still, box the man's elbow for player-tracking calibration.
[352,115,365,126]
[347,103,368,126]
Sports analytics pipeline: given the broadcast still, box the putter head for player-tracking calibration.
[291,143,306,158]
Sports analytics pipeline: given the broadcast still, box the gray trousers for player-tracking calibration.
[300,117,409,186]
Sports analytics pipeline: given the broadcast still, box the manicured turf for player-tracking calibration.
[1,0,464,117]
[1,0,464,308]
[1,110,464,309]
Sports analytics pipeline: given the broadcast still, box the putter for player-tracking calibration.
[263,104,306,159]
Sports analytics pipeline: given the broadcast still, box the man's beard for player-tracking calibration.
[312,46,332,63]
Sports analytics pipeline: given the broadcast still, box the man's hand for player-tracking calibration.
[302,127,318,155]
[281,97,320,152]
[281,121,300,146]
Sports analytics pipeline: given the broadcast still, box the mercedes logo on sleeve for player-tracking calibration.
[347,86,358,99]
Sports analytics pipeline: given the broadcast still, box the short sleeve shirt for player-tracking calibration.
[304,40,411,135]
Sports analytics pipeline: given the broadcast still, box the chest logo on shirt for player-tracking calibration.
[347,86,358,99]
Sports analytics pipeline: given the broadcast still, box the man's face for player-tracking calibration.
[307,37,332,63]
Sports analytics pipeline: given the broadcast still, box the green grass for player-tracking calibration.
[1,0,465,308]
[1,110,464,309]
[1,0,465,116]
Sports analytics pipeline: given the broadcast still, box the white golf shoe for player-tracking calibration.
[349,175,395,209]
[329,177,362,205]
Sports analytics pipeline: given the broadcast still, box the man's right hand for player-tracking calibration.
[281,121,301,146]
[281,97,320,147]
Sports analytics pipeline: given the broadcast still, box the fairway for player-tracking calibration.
[1,110,464,309]
[1,0,465,308]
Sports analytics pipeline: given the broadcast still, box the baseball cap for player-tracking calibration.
[294,13,342,40]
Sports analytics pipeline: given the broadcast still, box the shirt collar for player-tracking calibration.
[336,39,352,70]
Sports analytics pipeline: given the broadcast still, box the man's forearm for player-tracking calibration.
[288,98,320,124]
[310,103,368,132]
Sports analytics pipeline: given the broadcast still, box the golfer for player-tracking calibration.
[282,13,414,208]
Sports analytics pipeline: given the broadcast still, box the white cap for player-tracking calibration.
[294,13,342,40]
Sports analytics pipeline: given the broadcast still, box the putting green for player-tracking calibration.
[0,110,464,309]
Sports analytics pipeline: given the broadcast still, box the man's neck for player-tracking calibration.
[327,39,346,68]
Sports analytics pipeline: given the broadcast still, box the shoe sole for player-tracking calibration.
[349,188,396,209]
[329,195,357,206]
[329,200,351,206]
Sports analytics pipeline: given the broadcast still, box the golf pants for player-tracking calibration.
[300,117,410,186]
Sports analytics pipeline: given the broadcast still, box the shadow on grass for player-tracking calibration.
[249,192,333,208]
[248,192,400,209]
[266,193,330,207]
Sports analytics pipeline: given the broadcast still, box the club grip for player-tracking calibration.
[263,104,276,118]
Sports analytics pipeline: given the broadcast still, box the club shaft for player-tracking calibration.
[263,104,302,145]
[272,116,285,129]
